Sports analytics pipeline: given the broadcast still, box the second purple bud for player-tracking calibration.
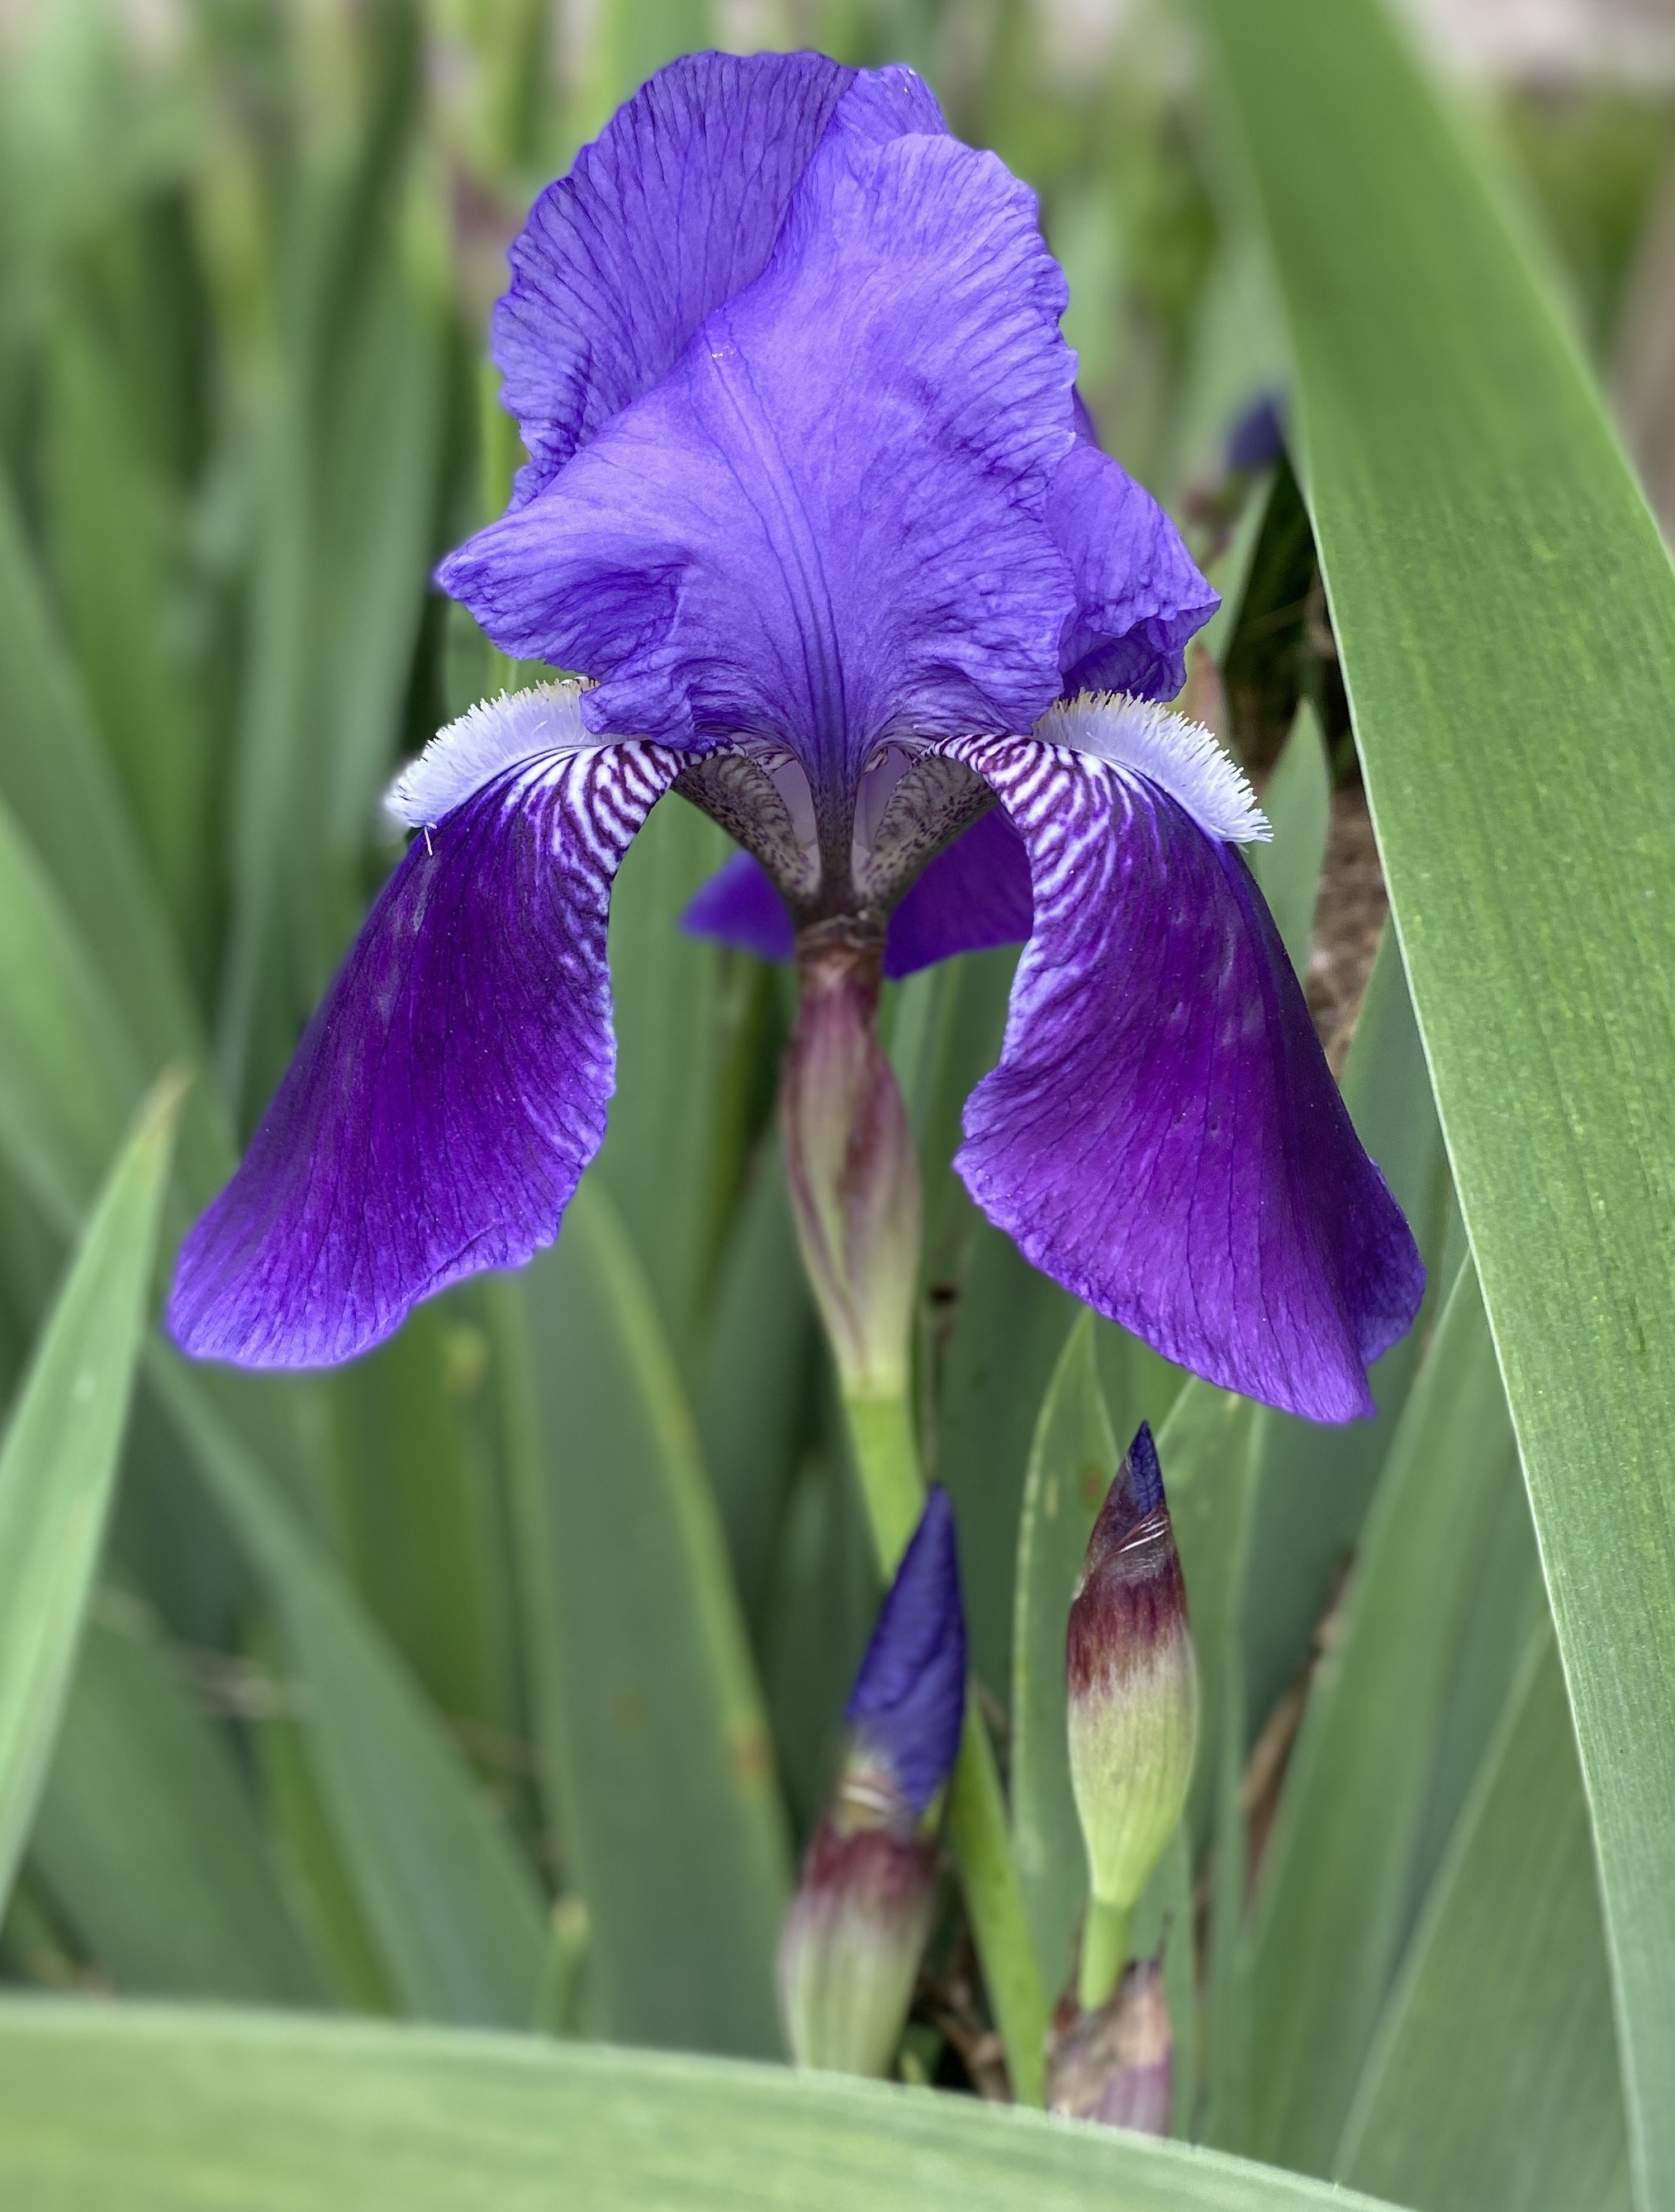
[777,1487,966,2077]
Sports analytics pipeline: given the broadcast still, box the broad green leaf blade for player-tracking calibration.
[1338,1631,1630,2212]
[695,1137,818,1627]
[934,1227,1075,1702]
[1248,701,1329,979]
[0,1074,182,1911]
[151,1355,546,2028]
[506,1180,791,2056]
[1154,1379,1259,1853]
[326,1303,515,1751]
[758,1426,876,1836]
[31,1606,325,2004]
[1010,1312,1116,1991]
[0,2001,1409,2212]
[1203,6,1675,2194]
[1407,1454,1547,1909]
[1245,1266,1519,2174]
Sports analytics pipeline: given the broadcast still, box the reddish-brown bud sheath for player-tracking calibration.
[781,918,920,1398]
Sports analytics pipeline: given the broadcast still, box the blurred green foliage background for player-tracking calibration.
[0,2,1671,2205]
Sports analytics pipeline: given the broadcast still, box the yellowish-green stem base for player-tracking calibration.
[1076,1895,1134,2015]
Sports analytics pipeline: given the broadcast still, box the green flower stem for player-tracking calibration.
[842,1386,1049,2108]
[1075,1896,1133,2015]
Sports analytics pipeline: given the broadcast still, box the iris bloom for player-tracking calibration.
[169,51,1422,1422]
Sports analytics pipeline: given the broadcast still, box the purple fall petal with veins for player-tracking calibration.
[937,708,1423,1422]
[169,714,680,1365]
[168,48,1422,1422]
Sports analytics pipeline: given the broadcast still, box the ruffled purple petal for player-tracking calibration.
[1050,439,1219,701]
[937,731,1424,1423]
[441,93,1076,795]
[847,1486,966,1815]
[170,742,681,1367]
[681,807,1032,979]
[494,55,943,504]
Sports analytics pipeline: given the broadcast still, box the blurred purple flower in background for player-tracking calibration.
[168,50,1422,1422]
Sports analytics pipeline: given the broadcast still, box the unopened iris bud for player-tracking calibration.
[778,1487,965,2076]
[781,918,920,1400]
[1046,1958,1173,2134]
[1067,1423,1198,2010]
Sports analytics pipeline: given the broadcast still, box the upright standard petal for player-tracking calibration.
[169,738,681,1367]
[442,114,1078,798]
[493,53,943,503]
[936,705,1424,1422]
[1050,439,1220,701]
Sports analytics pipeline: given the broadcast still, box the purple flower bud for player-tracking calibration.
[778,1488,966,2073]
[846,1486,967,1816]
[1046,1958,1174,2133]
[1066,1425,1198,2006]
[781,919,921,1398]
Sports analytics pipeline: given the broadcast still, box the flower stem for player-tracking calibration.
[842,1386,1049,2107]
[1076,1895,1133,2015]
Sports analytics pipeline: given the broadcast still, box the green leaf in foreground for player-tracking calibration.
[0,2001,1407,2212]
[1204,5,1675,2196]
[0,1073,183,1913]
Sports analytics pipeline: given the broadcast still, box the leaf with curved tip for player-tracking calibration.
[0,2001,1410,2212]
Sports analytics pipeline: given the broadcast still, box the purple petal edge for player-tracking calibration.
[940,733,1425,1424]
[170,743,681,1368]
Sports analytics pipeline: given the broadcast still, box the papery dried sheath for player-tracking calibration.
[1046,1959,1173,2134]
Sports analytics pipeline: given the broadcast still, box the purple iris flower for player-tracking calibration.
[168,50,1422,1422]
